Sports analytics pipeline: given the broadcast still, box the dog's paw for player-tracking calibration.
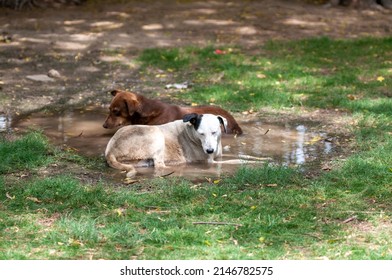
[126,169,137,178]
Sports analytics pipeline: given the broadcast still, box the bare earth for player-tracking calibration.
[1,0,391,115]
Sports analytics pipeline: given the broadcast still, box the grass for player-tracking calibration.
[1,37,392,259]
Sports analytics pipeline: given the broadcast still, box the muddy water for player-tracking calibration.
[10,108,333,179]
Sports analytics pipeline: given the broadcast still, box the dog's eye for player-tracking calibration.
[212,131,217,135]
[113,109,121,116]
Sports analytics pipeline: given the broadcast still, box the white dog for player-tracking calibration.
[105,113,228,177]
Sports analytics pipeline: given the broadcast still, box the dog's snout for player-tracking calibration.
[206,148,214,154]
[103,123,108,129]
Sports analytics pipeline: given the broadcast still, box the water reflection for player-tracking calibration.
[224,122,332,166]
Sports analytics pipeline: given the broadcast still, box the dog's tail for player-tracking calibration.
[106,154,137,177]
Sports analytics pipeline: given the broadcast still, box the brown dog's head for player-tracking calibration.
[102,90,141,129]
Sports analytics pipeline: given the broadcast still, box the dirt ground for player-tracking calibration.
[1,0,392,116]
[0,0,391,181]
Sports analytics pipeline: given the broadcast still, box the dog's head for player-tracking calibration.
[183,113,227,155]
[103,90,141,129]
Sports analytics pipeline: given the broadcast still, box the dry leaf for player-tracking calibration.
[115,208,125,216]
[68,238,84,247]
[214,49,225,55]
[377,76,385,82]
[26,196,42,203]
[308,136,322,145]
[265,184,278,187]
[124,178,139,184]
[230,237,239,246]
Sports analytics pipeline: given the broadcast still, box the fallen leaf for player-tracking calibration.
[344,251,353,258]
[115,208,125,216]
[230,237,238,246]
[377,76,385,82]
[124,178,139,184]
[214,49,225,55]
[265,184,278,187]
[258,236,266,243]
[26,196,42,203]
[68,238,84,247]
[308,136,322,145]
[213,179,221,184]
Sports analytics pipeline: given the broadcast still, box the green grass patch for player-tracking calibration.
[138,37,392,114]
[0,131,52,174]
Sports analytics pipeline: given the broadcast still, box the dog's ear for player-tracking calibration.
[183,113,202,129]
[217,116,228,134]
[183,113,198,124]
[124,95,141,116]
[110,89,119,96]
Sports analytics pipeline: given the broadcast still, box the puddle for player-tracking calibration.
[11,108,334,180]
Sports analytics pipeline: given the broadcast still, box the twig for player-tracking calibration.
[342,215,357,224]
[302,233,323,241]
[134,190,164,195]
[336,211,390,214]
[193,221,243,227]
[159,171,175,178]
[264,129,270,135]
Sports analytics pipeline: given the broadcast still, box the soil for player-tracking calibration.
[1,0,391,183]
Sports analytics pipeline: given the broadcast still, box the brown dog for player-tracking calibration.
[103,89,243,135]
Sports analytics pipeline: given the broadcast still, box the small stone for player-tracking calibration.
[47,69,61,78]
[26,75,55,82]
